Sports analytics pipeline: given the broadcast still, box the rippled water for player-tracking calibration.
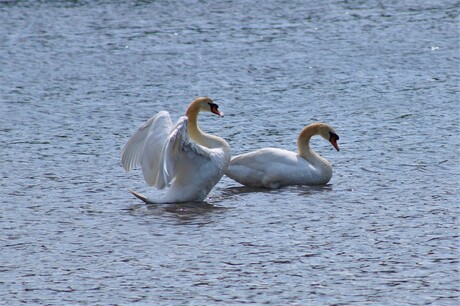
[1,0,459,305]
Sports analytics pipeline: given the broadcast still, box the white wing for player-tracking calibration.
[155,116,212,189]
[123,113,230,203]
[121,111,173,186]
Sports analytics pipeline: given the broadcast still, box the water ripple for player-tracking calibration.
[1,0,459,305]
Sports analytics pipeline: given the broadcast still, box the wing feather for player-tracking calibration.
[121,111,173,186]
[156,116,212,189]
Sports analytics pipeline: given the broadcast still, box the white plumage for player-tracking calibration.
[121,97,231,203]
[225,123,340,189]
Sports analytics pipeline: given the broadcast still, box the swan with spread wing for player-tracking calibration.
[225,123,340,189]
[121,97,231,203]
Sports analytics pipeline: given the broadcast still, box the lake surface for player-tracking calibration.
[1,0,459,304]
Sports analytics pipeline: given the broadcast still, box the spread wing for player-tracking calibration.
[121,111,174,186]
[155,116,213,189]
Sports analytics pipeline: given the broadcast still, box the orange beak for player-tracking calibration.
[329,137,340,151]
[211,105,224,117]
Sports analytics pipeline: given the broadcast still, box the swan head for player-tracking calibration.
[191,96,224,117]
[318,123,340,151]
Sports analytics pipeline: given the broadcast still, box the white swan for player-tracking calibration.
[225,123,340,189]
[121,97,231,203]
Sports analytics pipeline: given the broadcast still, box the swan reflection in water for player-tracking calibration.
[124,200,228,226]
[222,184,334,198]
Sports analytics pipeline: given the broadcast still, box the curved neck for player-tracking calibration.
[185,106,203,143]
[186,107,229,150]
[297,124,329,167]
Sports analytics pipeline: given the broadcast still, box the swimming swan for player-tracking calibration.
[225,123,339,189]
[121,97,231,203]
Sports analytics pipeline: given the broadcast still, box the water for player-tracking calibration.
[1,0,459,304]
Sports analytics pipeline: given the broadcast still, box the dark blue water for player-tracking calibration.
[1,0,459,304]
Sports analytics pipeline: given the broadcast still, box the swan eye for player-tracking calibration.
[329,132,339,141]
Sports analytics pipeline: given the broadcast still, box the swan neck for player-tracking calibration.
[296,124,333,184]
[186,107,204,142]
[297,124,328,166]
[186,107,228,150]
[297,125,316,157]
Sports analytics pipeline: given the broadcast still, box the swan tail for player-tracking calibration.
[128,189,155,204]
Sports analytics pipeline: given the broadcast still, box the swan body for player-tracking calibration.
[121,97,231,203]
[225,123,340,189]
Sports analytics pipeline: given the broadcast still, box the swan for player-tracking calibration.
[225,123,340,189]
[121,97,231,203]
